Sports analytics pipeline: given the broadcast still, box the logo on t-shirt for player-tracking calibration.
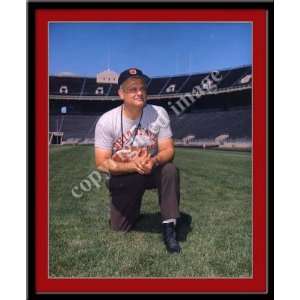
[112,127,157,157]
[111,146,149,163]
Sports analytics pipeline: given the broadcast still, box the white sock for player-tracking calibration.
[162,218,176,225]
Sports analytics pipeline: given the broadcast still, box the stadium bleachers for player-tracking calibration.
[80,78,112,96]
[217,66,251,89]
[49,65,252,145]
[151,75,190,94]
[146,77,171,95]
[49,107,251,143]
[170,108,251,139]
[49,65,252,97]
[49,114,101,141]
[179,73,210,94]
[49,76,86,95]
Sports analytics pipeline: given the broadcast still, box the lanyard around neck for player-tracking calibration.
[121,105,144,149]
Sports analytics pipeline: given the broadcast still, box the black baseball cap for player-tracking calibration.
[118,68,150,87]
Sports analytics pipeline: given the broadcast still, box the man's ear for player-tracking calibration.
[118,88,124,100]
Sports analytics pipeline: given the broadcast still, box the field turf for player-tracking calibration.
[49,145,252,278]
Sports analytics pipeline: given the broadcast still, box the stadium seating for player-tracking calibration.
[49,114,101,141]
[80,78,112,96]
[169,108,251,139]
[217,66,252,89]
[179,73,211,94]
[49,107,251,144]
[49,65,252,97]
[49,66,252,145]
[146,77,171,95]
[49,76,86,95]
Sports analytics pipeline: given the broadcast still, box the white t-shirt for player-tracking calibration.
[94,104,172,156]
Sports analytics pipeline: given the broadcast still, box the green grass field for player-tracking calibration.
[49,145,252,278]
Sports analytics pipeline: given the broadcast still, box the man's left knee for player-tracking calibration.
[161,162,179,177]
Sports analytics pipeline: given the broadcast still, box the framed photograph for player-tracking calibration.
[28,0,273,297]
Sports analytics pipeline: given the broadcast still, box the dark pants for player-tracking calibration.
[108,162,180,232]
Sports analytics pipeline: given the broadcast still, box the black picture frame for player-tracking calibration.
[27,0,274,298]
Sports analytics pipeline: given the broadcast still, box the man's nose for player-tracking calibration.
[137,89,143,96]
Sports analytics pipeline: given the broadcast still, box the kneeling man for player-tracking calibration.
[95,68,181,253]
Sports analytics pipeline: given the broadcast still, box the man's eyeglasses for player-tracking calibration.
[124,86,147,94]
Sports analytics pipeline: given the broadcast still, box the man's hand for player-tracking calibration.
[141,157,155,175]
[132,151,151,175]
[95,138,174,176]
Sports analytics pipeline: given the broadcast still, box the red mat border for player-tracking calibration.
[35,8,267,294]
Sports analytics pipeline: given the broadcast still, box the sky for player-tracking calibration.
[49,22,252,78]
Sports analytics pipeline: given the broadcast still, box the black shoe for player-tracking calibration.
[162,222,181,253]
[175,214,192,242]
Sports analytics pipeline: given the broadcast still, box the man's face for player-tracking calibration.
[118,77,147,109]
